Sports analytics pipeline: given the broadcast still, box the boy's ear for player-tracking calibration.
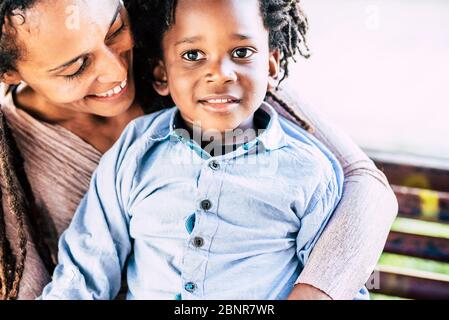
[268,50,281,90]
[152,60,170,96]
[1,70,23,85]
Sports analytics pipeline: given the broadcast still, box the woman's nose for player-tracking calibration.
[96,48,128,83]
[205,59,237,84]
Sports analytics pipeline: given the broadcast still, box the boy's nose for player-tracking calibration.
[205,59,237,84]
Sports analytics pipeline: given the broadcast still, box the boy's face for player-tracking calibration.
[153,0,280,133]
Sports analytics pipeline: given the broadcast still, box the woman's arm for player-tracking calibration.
[4,216,52,300]
[270,85,398,300]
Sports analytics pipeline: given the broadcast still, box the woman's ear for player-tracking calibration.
[152,60,170,96]
[1,70,23,85]
[268,50,281,90]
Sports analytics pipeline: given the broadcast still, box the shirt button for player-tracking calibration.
[184,282,197,293]
[209,160,220,171]
[200,199,212,211]
[192,236,204,248]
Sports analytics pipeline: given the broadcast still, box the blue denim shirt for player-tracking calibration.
[40,102,346,300]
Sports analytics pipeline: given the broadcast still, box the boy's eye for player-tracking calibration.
[232,48,255,59]
[182,50,206,61]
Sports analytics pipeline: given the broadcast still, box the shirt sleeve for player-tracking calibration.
[294,153,343,272]
[39,123,140,300]
[271,85,398,300]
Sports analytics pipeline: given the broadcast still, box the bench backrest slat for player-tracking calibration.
[367,156,449,299]
[384,231,449,263]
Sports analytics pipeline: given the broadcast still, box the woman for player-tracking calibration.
[0,0,397,300]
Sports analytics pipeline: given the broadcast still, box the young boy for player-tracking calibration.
[41,0,350,299]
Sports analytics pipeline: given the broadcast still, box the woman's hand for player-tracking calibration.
[287,283,332,300]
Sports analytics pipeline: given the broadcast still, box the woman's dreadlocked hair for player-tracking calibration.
[260,0,310,80]
[0,1,36,78]
[125,0,312,129]
[0,0,311,298]
[0,111,27,300]
[0,0,44,300]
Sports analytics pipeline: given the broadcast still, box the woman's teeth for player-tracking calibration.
[94,79,127,98]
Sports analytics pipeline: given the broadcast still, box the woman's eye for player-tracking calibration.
[182,50,205,61]
[63,57,90,80]
[232,48,255,59]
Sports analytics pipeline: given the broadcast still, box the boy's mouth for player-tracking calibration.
[198,95,241,113]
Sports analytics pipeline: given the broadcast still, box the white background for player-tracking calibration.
[285,0,449,162]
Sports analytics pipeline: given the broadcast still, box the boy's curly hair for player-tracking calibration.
[126,0,311,124]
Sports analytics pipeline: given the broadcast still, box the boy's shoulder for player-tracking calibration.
[124,107,177,141]
[100,107,177,166]
[276,115,344,192]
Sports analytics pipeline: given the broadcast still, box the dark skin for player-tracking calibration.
[1,0,330,300]
[289,284,331,300]
[152,0,331,300]
[153,0,278,137]
[2,0,143,153]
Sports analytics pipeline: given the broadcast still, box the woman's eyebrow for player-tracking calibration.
[47,2,121,73]
[47,55,86,73]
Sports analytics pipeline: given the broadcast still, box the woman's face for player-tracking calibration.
[7,0,136,117]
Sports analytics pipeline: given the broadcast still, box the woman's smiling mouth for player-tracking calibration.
[87,79,129,101]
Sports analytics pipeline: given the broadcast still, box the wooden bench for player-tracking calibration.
[367,153,449,299]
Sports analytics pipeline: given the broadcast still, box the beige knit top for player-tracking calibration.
[0,83,398,300]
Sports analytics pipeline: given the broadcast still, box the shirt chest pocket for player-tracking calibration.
[128,189,197,241]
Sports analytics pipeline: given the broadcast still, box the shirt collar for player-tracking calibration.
[252,101,287,151]
[154,102,287,152]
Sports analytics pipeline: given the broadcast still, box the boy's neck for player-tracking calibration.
[176,112,261,155]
